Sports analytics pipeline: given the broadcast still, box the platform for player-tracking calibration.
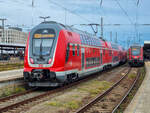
[0,69,23,82]
[124,61,150,113]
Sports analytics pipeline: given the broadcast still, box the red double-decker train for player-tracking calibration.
[128,44,144,66]
[23,21,127,87]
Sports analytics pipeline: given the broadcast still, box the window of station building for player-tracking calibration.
[72,44,75,56]
[77,44,80,56]
[66,43,70,62]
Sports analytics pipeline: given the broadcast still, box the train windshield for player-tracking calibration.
[131,48,140,56]
[32,29,55,56]
[33,39,54,56]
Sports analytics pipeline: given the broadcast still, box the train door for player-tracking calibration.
[112,50,114,63]
[100,49,103,65]
[81,48,85,70]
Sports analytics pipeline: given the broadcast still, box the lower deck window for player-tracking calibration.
[86,57,100,67]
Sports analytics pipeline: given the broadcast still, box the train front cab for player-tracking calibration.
[23,23,75,87]
[128,47,144,66]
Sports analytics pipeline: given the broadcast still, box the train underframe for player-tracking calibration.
[128,59,144,66]
[23,69,79,87]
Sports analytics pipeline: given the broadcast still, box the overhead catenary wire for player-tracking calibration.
[137,0,140,6]
[100,0,103,6]
[48,0,94,24]
[114,0,140,44]
[98,0,112,25]
[31,0,34,26]
[114,0,134,25]
[135,0,139,39]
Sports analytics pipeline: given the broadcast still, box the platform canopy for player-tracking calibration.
[0,43,26,55]
[144,41,150,44]
[0,43,25,48]
[144,41,150,49]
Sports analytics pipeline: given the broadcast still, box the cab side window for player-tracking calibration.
[109,50,112,56]
[103,49,105,55]
[77,44,80,56]
[66,43,70,62]
[73,44,75,56]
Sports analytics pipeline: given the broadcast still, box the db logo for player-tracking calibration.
[39,64,43,67]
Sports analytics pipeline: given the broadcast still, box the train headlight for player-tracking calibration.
[48,58,52,64]
[30,58,34,64]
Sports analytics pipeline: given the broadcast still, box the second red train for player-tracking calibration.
[128,44,144,66]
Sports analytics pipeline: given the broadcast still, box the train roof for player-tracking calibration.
[40,21,96,37]
[38,21,105,47]
[36,21,123,49]
[130,43,142,48]
[110,43,120,50]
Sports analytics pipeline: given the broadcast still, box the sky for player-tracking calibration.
[0,0,150,48]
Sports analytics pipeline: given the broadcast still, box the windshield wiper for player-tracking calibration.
[39,39,44,60]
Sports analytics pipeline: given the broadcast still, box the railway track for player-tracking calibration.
[0,78,24,89]
[0,64,128,113]
[75,67,140,113]
[112,69,141,113]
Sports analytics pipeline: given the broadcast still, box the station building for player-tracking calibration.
[0,27,27,58]
[0,27,28,44]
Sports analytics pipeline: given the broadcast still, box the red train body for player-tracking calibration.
[23,21,127,87]
[128,44,144,66]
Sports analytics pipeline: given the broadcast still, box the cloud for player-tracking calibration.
[0,0,150,46]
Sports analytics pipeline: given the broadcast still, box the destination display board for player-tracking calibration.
[34,34,55,38]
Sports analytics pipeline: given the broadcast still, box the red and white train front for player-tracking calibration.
[128,45,144,66]
[24,21,126,87]
[24,21,71,86]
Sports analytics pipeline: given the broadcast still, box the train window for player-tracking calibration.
[77,44,80,56]
[109,50,111,56]
[93,49,95,53]
[73,44,75,56]
[103,49,105,55]
[80,34,102,47]
[66,43,70,62]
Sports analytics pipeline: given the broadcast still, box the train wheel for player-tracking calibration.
[67,73,78,83]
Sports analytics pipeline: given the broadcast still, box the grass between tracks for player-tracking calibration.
[0,85,26,98]
[46,80,112,111]
[114,66,146,113]
[0,62,23,71]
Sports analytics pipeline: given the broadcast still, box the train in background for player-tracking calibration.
[23,21,127,87]
[128,44,144,66]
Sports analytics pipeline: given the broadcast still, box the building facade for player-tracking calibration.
[0,28,28,44]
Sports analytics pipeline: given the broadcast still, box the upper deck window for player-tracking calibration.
[80,34,101,47]
[111,43,119,50]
